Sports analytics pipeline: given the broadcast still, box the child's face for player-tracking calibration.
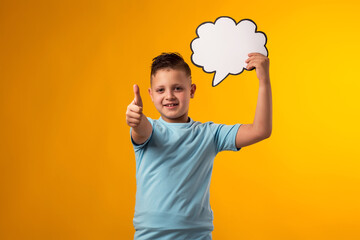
[148,68,196,123]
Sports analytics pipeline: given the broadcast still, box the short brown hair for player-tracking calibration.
[150,52,191,85]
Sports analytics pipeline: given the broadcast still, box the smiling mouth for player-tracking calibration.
[164,103,179,107]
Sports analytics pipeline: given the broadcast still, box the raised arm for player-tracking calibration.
[235,53,272,148]
[126,84,152,145]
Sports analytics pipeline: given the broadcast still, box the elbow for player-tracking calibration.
[259,129,272,139]
[253,125,272,140]
[264,129,272,139]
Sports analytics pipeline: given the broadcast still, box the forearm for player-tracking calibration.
[253,77,272,137]
[131,113,152,141]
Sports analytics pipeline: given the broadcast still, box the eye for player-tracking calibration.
[175,87,183,91]
[156,88,164,93]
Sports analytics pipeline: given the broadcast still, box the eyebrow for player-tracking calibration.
[155,83,184,88]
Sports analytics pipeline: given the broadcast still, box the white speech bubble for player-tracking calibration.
[190,16,268,87]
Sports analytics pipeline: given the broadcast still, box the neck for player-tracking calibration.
[161,114,189,123]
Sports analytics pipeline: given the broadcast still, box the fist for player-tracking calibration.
[245,52,270,82]
[126,84,143,128]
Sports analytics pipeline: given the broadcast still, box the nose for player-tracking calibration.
[165,90,175,100]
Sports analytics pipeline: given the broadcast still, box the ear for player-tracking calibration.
[148,87,154,102]
[190,84,196,98]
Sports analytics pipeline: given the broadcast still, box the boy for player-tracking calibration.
[126,52,272,239]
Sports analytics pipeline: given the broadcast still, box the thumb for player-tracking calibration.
[133,84,143,107]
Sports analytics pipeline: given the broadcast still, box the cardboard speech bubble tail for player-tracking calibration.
[212,71,229,87]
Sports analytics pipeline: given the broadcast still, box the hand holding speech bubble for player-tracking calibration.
[190,16,268,87]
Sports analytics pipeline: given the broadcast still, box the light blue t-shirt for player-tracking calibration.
[130,116,242,238]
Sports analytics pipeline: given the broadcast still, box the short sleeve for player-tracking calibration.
[130,117,154,151]
[212,123,242,153]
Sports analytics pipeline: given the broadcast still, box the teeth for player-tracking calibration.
[166,104,177,107]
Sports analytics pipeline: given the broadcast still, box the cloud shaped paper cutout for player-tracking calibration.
[190,16,268,87]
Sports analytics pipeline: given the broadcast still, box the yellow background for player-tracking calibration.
[1,0,359,239]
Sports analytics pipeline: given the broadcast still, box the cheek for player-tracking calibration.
[179,93,189,103]
[154,96,163,104]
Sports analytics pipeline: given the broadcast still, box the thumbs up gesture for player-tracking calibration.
[133,84,143,108]
[126,84,144,128]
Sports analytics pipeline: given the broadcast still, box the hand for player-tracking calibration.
[126,84,143,128]
[245,53,270,83]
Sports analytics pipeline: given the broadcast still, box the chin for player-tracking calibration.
[170,113,188,120]
[163,114,180,120]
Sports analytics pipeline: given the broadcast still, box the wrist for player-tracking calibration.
[259,76,270,85]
